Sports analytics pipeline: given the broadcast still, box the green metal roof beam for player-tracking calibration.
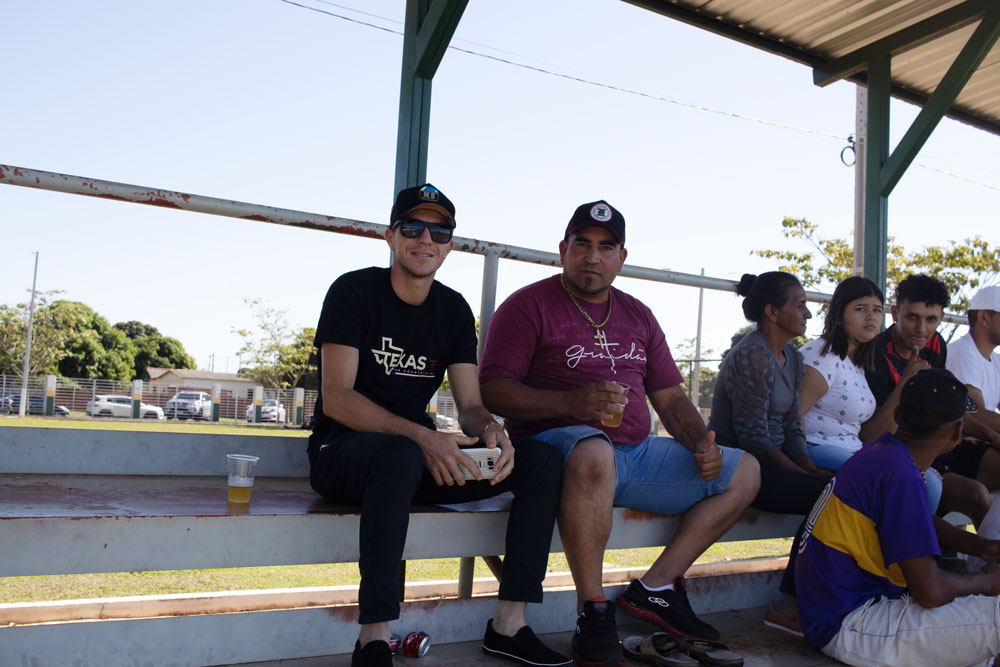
[880,4,1000,197]
[863,55,892,296]
[414,0,469,79]
[394,0,468,193]
[813,0,992,88]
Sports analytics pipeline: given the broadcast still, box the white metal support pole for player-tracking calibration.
[462,253,502,598]
[853,85,868,276]
[18,252,39,418]
[692,269,705,409]
[476,254,499,363]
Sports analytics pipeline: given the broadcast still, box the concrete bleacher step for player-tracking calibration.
[228,608,838,666]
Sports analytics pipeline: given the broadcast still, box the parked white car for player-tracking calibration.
[246,399,286,423]
[86,395,164,420]
[164,391,212,420]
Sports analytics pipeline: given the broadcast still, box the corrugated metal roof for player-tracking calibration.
[628,0,1000,135]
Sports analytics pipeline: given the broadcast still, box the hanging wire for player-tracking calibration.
[280,0,1000,192]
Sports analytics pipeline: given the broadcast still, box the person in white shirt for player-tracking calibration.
[947,286,1000,491]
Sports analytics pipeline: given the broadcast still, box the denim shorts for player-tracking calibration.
[532,425,743,516]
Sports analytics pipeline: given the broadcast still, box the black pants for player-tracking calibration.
[309,432,563,624]
[750,465,829,597]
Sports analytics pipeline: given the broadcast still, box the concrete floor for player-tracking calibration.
[233,606,839,667]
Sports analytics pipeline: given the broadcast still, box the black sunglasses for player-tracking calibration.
[391,218,453,244]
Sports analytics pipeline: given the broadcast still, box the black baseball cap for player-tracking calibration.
[390,183,456,228]
[564,200,625,246]
[899,368,977,436]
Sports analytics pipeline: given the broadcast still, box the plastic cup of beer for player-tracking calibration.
[226,454,259,503]
[600,383,630,428]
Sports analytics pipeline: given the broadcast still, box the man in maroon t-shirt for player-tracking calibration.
[480,200,759,667]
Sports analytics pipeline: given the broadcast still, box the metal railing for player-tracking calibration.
[0,163,971,430]
[0,164,837,339]
[0,163,971,356]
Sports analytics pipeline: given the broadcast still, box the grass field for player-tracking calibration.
[0,539,792,603]
[0,418,790,603]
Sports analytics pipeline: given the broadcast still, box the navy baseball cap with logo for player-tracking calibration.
[899,368,978,436]
[564,200,625,246]
[390,183,456,228]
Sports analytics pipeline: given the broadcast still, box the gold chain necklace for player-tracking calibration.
[560,274,613,348]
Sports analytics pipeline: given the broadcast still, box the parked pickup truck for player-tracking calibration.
[164,391,212,420]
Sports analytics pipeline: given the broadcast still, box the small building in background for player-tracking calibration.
[145,367,257,397]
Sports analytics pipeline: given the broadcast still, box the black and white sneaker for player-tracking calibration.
[616,578,720,641]
[482,618,572,666]
[572,599,624,667]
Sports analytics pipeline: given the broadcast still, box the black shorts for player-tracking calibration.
[932,439,990,479]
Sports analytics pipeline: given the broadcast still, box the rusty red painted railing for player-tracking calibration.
[0,162,759,294]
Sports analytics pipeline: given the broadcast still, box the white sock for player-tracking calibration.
[639,578,675,592]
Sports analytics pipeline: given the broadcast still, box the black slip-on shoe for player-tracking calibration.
[483,618,572,666]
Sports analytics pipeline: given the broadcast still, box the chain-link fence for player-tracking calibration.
[4,367,713,429]
[1,374,317,424]
[0,375,46,414]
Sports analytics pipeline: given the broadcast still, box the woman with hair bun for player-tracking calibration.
[709,271,829,637]
[710,272,822,479]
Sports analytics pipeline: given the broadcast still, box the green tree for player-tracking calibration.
[0,291,68,376]
[234,298,317,389]
[132,334,197,379]
[276,326,317,390]
[721,325,810,360]
[52,301,136,380]
[113,320,160,339]
[671,336,719,408]
[752,217,1000,338]
[114,320,196,378]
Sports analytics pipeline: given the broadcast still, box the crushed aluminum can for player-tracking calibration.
[403,630,430,657]
[388,635,401,654]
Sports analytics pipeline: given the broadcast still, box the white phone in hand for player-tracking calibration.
[460,447,500,480]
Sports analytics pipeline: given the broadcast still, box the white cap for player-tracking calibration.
[970,286,1000,311]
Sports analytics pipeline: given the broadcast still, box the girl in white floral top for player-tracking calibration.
[799,276,942,511]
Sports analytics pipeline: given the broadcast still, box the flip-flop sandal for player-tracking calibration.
[684,639,744,667]
[622,633,699,666]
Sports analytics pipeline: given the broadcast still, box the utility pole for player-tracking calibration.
[852,85,868,277]
[19,252,39,417]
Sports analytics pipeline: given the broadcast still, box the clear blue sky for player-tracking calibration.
[3,0,998,371]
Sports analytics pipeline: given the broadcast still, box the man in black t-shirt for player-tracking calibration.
[309,184,569,667]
